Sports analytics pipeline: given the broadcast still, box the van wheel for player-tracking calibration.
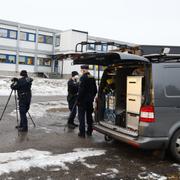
[104,135,113,142]
[169,129,180,162]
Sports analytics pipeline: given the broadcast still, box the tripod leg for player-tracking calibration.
[0,89,13,121]
[14,90,19,125]
[27,112,36,127]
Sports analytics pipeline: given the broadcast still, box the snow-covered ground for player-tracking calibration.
[0,77,67,96]
[10,100,68,118]
[0,148,106,176]
[138,172,167,180]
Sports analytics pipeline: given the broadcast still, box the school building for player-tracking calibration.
[0,19,180,78]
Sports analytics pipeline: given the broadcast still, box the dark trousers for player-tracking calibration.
[19,99,30,129]
[68,97,77,124]
[78,102,93,135]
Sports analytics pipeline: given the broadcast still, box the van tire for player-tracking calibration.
[169,129,180,162]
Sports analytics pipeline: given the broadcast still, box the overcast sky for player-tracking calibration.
[0,0,180,46]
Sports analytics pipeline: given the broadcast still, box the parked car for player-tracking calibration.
[73,52,180,162]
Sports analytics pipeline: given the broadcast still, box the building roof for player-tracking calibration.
[0,19,61,33]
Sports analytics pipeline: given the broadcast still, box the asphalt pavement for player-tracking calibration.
[0,95,179,180]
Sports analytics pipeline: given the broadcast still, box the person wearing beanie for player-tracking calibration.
[67,71,79,129]
[11,70,33,132]
[20,70,28,77]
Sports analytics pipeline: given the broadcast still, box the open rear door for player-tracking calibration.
[72,52,149,66]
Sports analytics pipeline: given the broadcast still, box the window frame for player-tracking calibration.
[0,28,8,38]
[38,34,53,44]
[20,31,36,42]
[7,55,16,64]
[87,44,96,51]
[20,31,27,41]
[38,57,51,66]
[19,56,34,65]
[55,35,60,47]
[27,33,36,42]
[0,28,17,39]
[8,30,18,39]
[102,44,107,52]
[0,54,16,64]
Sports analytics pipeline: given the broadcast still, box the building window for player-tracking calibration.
[45,36,53,44]
[20,32,27,41]
[0,54,6,63]
[0,29,8,38]
[96,45,102,51]
[0,54,16,64]
[38,57,51,66]
[27,57,34,65]
[9,30,17,39]
[55,35,60,47]
[87,44,95,51]
[19,56,34,65]
[102,44,107,52]
[20,32,36,42]
[19,56,26,64]
[89,65,105,71]
[0,28,17,39]
[28,33,36,42]
[38,35,44,43]
[8,55,16,63]
[38,34,53,44]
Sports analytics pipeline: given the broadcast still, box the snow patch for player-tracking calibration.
[107,168,119,174]
[96,168,119,178]
[49,167,60,172]
[171,163,180,171]
[28,177,40,180]
[0,78,67,96]
[10,100,68,118]
[5,177,14,180]
[138,172,167,180]
[0,148,106,176]
[78,159,97,169]
[46,176,52,180]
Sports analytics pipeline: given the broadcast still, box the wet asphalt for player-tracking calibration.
[0,95,180,180]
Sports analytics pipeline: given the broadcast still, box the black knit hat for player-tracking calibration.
[20,70,28,77]
[80,65,89,70]
[71,71,78,77]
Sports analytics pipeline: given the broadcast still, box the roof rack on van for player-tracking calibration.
[75,41,141,55]
[144,54,180,62]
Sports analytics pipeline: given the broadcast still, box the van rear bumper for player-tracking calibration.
[93,124,168,149]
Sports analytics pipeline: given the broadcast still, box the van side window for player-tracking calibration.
[164,67,180,97]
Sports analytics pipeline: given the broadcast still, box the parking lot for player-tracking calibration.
[0,95,179,179]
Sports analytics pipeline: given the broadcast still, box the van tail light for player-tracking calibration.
[140,105,155,123]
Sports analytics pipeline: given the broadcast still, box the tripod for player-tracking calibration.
[0,89,36,127]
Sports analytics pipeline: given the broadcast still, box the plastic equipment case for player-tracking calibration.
[126,76,143,131]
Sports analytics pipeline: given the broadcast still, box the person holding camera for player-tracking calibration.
[11,70,33,132]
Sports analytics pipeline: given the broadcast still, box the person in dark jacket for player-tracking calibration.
[11,70,33,132]
[67,71,79,129]
[77,65,97,138]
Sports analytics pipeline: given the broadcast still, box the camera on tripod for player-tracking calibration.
[10,77,19,89]
[11,77,18,82]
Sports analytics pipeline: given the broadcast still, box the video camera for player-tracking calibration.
[11,77,19,83]
[10,77,19,89]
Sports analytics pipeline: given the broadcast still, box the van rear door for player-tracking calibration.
[73,52,149,66]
